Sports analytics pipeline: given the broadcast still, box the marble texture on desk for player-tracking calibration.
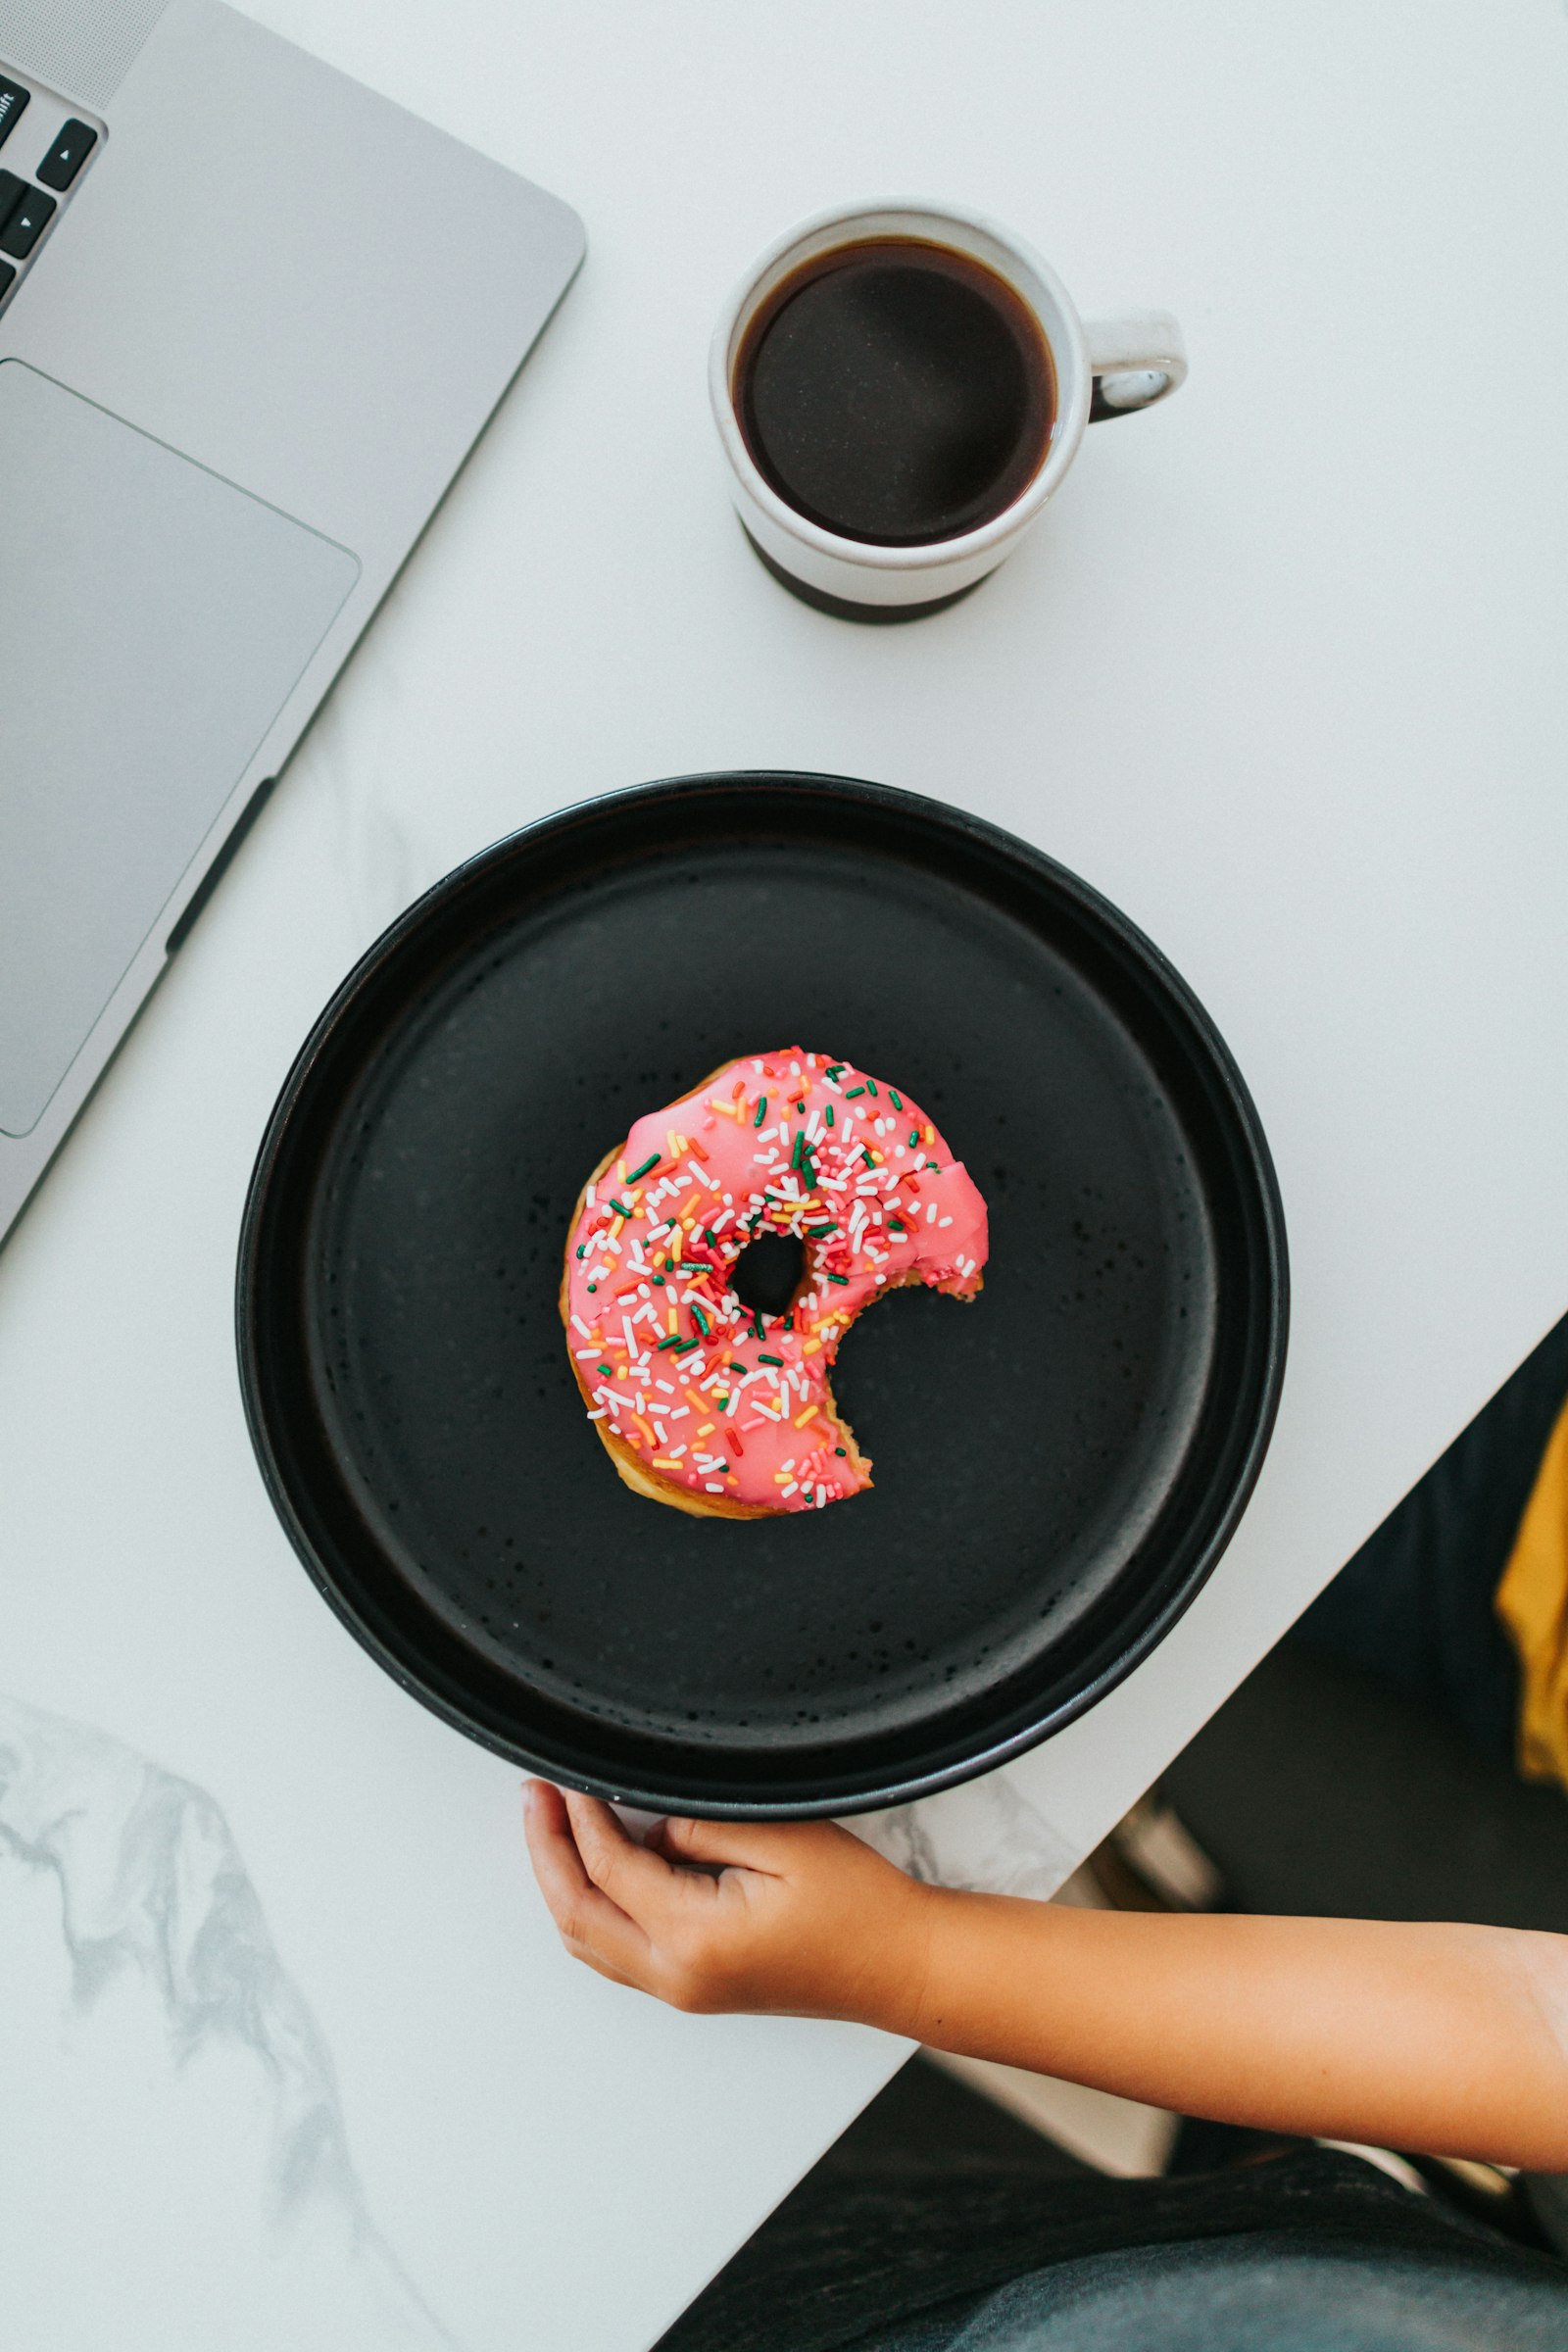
[0,1692,460,2350]
[0,1676,1074,2351]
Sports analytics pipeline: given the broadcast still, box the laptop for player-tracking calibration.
[0,0,584,1248]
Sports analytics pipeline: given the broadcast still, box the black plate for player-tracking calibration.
[238,774,1287,1815]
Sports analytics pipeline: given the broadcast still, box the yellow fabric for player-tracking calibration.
[1496,1396,1568,1788]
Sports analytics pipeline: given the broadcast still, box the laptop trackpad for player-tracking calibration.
[0,362,360,1137]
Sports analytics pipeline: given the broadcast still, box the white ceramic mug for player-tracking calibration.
[709,200,1187,618]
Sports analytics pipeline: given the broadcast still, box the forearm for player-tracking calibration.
[893,1891,1568,2171]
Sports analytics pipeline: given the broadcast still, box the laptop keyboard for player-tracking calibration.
[0,67,100,309]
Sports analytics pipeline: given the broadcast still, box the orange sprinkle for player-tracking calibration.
[686,1137,710,1162]
[633,1415,656,1445]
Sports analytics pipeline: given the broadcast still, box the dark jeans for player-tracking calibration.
[659,2145,1568,2352]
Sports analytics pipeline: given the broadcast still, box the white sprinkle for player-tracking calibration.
[815,1485,827,1508]
[572,1348,600,1359]
[570,1314,592,1338]
[780,1481,799,1496]
[621,1316,637,1354]
[587,1408,607,1420]
[939,1215,954,1228]
[705,1481,724,1493]
[927,1201,938,1223]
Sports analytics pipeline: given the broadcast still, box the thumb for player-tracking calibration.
[650,1814,849,1875]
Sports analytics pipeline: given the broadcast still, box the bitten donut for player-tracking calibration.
[560,1050,989,1517]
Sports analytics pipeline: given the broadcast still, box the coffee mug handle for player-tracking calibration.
[1083,313,1188,420]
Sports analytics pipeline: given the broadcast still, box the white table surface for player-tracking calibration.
[5,2,1568,2345]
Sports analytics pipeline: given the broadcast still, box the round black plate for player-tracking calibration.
[238,775,1287,1815]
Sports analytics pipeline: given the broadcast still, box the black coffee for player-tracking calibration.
[735,237,1055,547]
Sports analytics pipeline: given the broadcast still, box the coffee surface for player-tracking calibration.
[735,237,1055,547]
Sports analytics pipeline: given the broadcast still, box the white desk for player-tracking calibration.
[4,3,1568,2345]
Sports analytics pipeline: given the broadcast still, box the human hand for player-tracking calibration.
[523,1781,938,2029]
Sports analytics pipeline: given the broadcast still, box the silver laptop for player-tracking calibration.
[0,0,583,1246]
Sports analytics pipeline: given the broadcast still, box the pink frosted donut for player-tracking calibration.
[560,1049,989,1517]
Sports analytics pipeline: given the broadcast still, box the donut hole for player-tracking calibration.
[729,1231,806,1320]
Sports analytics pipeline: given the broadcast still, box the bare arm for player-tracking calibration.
[524,1784,1568,2172]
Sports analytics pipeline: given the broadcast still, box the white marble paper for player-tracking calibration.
[856,1770,1081,1902]
[0,1694,462,2352]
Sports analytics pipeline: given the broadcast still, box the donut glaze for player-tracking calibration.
[561,1050,989,1516]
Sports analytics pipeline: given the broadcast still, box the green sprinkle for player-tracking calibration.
[908,1129,920,1148]
[673,1337,701,1355]
[825,1062,845,1079]
[759,1352,784,1366]
[861,1149,875,1168]
[825,1272,850,1285]
[752,1313,765,1341]
[889,1090,903,1110]
[608,1197,632,1218]
[845,1086,866,1099]
[835,1446,848,1457]
[806,1223,837,1237]
[657,1334,687,1350]
[704,1228,717,1246]
[625,1152,661,1183]
[575,1245,586,1258]
[824,1105,835,1127]
[790,1132,804,1170]
[652,1274,665,1286]
[692,1305,710,1336]
[865,1080,878,1096]
[925,1158,941,1171]
[587,1283,598,1293]
[598,1364,612,1377]
[753,1095,767,1128]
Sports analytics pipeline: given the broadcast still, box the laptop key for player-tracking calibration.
[0,78,27,152]
[0,261,15,303]
[0,169,24,231]
[37,120,96,191]
[0,181,55,259]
